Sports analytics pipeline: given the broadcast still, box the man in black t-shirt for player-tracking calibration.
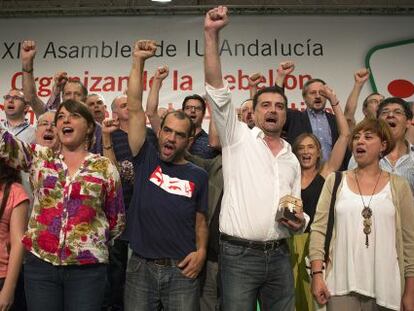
[124,40,208,311]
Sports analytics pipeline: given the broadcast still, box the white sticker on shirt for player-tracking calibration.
[149,165,195,198]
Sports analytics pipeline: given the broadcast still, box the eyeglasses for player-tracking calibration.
[3,95,25,102]
[37,120,56,128]
[184,105,203,112]
[379,108,406,117]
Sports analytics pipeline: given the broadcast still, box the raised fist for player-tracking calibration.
[204,6,229,32]
[133,40,157,60]
[102,118,120,134]
[154,65,169,81]
[248,73,264,88]
[277,61,295,76]
[354,68,370,84]
[21,40,36,68]
[319,85,338,105]
[55,72,68,87]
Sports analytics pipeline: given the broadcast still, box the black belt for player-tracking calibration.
[133,253,181,267]
[220,234,286,251]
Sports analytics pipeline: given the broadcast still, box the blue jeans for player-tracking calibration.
[219,240,295,311]
[24,253,107,311]
[124,254,200,311]
[103,239,129,311]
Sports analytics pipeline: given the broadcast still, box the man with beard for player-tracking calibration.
[204,6,308,311]
[124,40,208,311]
[85,93,107,124]
[278,62,339,162]
[348,97,414,193]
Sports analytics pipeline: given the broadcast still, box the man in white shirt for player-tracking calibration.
[204,6,308,311]
[2,88,35,143]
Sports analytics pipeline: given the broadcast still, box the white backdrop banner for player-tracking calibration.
[0,14,413,124]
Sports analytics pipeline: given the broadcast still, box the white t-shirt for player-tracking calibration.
[326,175,400,310]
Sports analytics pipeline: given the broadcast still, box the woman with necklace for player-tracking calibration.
[0,99,125,311]
[290,84,350,311]
[309,118,414,311]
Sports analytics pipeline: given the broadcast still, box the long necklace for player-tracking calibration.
[354,169,382,248]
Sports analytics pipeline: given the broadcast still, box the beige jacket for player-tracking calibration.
[309,171,414,293]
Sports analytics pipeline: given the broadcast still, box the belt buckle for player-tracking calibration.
[264,240,280,251]
[153,258,168,266]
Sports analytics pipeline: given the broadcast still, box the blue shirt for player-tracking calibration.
[126,140,208,259]
[189,129,220,159]
[111,127,158,210]
[307,108,332,162]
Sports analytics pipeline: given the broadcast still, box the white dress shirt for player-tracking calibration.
[206,82,308,241]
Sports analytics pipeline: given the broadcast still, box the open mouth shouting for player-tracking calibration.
[161,142,175,159]
[43,132,55,141]
[300,154,312,164]
[265,115,277,124]
[62,127,74,136]
[386,120,397,128]
[354,146,367,157]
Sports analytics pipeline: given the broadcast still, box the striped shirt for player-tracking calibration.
[348,142,414,194]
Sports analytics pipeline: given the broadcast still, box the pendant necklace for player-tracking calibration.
[354,169,382,248]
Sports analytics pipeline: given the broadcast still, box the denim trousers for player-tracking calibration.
[24,253,107,311]
[219,240,295,311]
[124,253,200,311]
[103,238,129,311]
[200,260,219,311]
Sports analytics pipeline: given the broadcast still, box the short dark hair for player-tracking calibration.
[63,79,88,102]
[377,97,413,120]
[362,92,383,109]
[350,118,395,157]
[301,78,326,97]
[182,94,206,114]
[160,110,195,138]
[252,85,288,110]
[55,100,96,149]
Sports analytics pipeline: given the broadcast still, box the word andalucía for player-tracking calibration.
[1,38,324,60]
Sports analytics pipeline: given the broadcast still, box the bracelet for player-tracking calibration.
[311,270,323,277]
[331,101,340,107]
[22,68,33,73]
[103,145,113,150]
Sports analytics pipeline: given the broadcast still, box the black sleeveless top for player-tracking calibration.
[301,174,325,233]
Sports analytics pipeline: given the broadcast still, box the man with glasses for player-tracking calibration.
[348,97,414,193]
[2,89,35,143]
[182,95,220,159]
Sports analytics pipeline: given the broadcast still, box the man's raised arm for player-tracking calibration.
[127,40,156,157]
[145,65,169,133]
[21,40,47,118]
[204,6,228,88]
[344,68,370,129]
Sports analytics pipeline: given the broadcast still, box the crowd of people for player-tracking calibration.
[0,5,413,311]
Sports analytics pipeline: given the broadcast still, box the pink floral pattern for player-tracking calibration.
[0,129,125,265]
